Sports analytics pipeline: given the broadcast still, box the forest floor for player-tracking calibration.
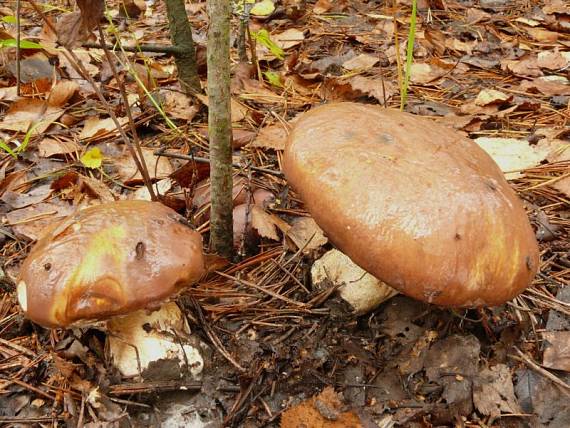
[0,0,569,427]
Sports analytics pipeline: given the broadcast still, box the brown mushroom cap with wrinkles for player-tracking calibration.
[283,102,539,307]
[17,200,205,328]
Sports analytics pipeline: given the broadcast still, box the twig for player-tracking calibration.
[96,24,156,200]
[16,0,21,96]
[153,150,284,177]
[190,298,246,372]
[26,0,156,200]
[510,347,570,396]
[83,42,184,55]
[215,271,307,308]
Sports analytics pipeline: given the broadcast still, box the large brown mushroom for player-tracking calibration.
[17,200,206,377]
[283,102,539,307]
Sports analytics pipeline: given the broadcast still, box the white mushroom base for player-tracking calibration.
[311,249,398,314]
[107,302,203,378]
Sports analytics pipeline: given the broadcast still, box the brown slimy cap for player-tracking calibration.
[283,102,539,307]
[17,200,205,328]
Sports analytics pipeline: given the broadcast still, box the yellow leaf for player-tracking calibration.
[81,147,104,169]
[251,0,275,16]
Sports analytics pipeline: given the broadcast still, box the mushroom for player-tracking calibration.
[311,249,398,314]
[17,200,206,377]
[283,102,539,307]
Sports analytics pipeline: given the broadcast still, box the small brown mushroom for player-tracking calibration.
[16,200,206,377]
[284,102,539,307]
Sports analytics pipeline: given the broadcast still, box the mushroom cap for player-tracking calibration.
[17,200,205,328]
[283,102,539,307]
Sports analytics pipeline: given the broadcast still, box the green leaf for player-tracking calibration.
[0,140,17,158]
[81,147,104,169]
[0,39,44,49]
[251,0,275,16]
[401,0,417,110]
[1,16,18,24]
[263,71,283,87]
[251,29,284,60]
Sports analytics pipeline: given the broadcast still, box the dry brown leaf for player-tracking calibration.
[38,138,80,158]
[520,76,570,96]
[473,365,522,417]
[536,50,570,70]
[272,28,305,50]
[248,124,288,150]
[1,184,53,209]
[552,176,570,198]
[5,201,74,241]
[0,98,63,134]
[475,89,512,106]
[285,217,328,252]
[250,205,285,240]
[475,137,550,179]
[114,147,173,185]
[79,175,117,203]
[131,178,173,201]
[342,54,379,71]
[314,0,333,14]
[47,81,79,109]
[542,331,570,372]
[410,62,447,84]
[502,56,543,77]
[525,27,559,42]
[159,90,198,121]
[79,116,129,140]
[281,387,363,428]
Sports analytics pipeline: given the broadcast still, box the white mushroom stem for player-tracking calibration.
[106,302,203,379]
[311,249,398,315]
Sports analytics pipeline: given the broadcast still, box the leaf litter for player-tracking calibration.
[0,0,569,427]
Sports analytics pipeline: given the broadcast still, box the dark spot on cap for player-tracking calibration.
[526,256,534,270]
[485,180,497,191]
[44,263,52,271]
[455,233,461,240]
[135,242,145,260]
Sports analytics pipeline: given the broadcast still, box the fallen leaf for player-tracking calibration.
[475,89,512,106]
[473,364,521,417]
[1,184,52,209]
[248,123,288,150]
[0,98,64,134]
[281,387,363,428]
[272,28,305,50]
[520,76,570,96]
[542,331,570,372]
[410,62,447,84]
[474,137,550,179]
[250,0,275,16]
[537,49,570,70]
[38,138,80,158]
[131,178,173,201]
[79,116,129,140]
[342,53,379,71]
[250,205,282,240]
[114,147,173,185]
[286,217,328,253]
[47,80,79,107]
[80,147,104,169]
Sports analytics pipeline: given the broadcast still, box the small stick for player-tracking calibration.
[153,150,284,177]
[510,347,570,396]
[83,42,185,55]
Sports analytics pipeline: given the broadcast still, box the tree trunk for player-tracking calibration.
[207,0,233,257]
[164,0,201,94]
